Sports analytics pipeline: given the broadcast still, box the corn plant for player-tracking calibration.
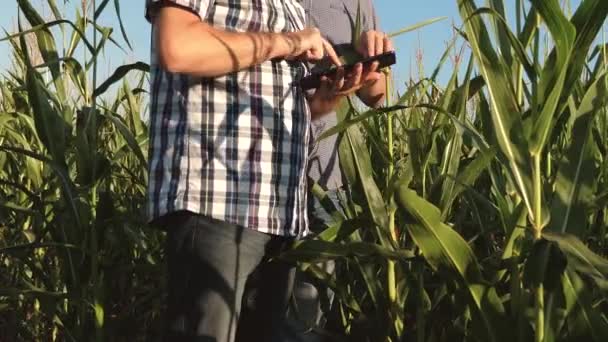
[284,1,608,341]
[0,1,159,341]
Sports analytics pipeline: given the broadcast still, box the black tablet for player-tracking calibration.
[299,51,396,91]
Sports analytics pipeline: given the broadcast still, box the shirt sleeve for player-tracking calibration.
[145,0,213,23]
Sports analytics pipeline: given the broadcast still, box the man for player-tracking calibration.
[144,1,374,341]
[286,1,393,341]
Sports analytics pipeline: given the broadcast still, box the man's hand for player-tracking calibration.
[307,73,347,120]
[284,28,341,66]
[308,30,395,119]
[357,30,395,79]
[354,30,394,108]
[307,65,370,119]
[359,30,394,60]
[313,30,394,104]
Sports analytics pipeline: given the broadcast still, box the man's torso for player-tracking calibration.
[147,0,310,237]
[304,0,377,191]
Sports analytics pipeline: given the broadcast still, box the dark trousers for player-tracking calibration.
[161,212,295,342]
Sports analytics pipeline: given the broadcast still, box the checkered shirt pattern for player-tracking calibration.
[145,0,310,237]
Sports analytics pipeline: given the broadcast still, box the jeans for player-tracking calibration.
[282,188,345,342]
[161,211,295,342]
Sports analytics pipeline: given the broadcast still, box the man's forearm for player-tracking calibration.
[157,6,299,77]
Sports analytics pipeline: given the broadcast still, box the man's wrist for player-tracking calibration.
[268,32,297,60]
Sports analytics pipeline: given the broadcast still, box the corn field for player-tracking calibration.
[1,0,607,341]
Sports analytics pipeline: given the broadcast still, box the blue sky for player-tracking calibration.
[0,0,595,87]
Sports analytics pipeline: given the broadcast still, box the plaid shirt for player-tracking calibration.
[145,0,310,237]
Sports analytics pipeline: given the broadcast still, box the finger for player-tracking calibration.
[375,33,384,55]
[323,39,342,66]
[366,61,379,74]
[310,42,325,61]
[384,35,394,52]
[356,32,367,57]
[314,47,325,60]
[366,32,374,57]
[342,63,363,92]
[332,67,346,93]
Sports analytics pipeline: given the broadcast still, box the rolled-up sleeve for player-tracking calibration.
[145,0,212,22]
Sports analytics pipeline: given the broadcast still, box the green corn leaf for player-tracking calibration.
[101,110,147,167]
[404,128,425,190]
[113,88,148,113]
[563,0,608,97]
[543,231,608,292]
[122,80,144,135]
[345,118,392,247]
[549,75,607,236]
[315,217,363,244]
[488,0,512,66]
[561,269,608,340]
[337,102,358,187]
[2,122,43,189]
[281,240,414,264]
[16,0,66,103]
[0,242,81,254]
[334,99,391,247]
[113,0,132,50]
[93,300,104,328]
[67,11,86,57]
[62,57,87,98]
[93,62,150,98]
[24,63,68,169]
[316,105,407,142]
[398,189,479,280]
[494,202,527,284]
[397,79,430,106]
[437,56,475,214]
[353,259,383,314]
[84,24,114,71]
[388,17,447,38]
[0,145,81,229]
[75,107,102,186]
[458,0,535,219]
[467,8,536,79]
[522,239,567,292]
[433,57,459,126]
[94,0,112,19]
[309,182,348,231]
[0,201,37,216]
[440,149,497,219]
[529,0,608,158]
[396,186,510,342]
[518,6,538,51]
[0,288,67,298]
[406,103,491,153]
[430,35,457,82]
[529,0,576,155]
[436,128,463,213]
[46,0,62,21]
